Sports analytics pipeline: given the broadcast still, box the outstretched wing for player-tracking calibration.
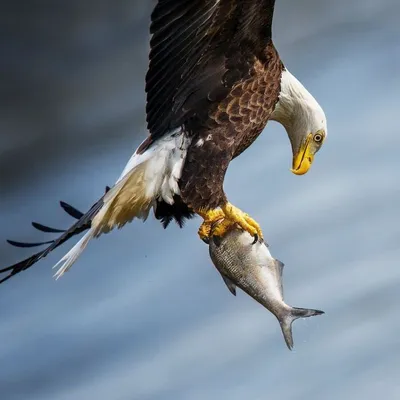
[0,187,110,284]
[146,0,277,140]
[6,201,86,249]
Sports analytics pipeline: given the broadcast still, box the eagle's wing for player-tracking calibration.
[0,188,110,284]
[146,0,277,140]
[0,206,96,284]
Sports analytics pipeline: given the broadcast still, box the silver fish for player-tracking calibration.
[209,228,324,350]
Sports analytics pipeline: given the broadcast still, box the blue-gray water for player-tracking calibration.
[1,1,399,399]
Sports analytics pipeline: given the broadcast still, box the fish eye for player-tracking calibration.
[313,133,323,143]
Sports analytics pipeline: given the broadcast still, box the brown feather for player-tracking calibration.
[146,0,277,139]
[179,42,283,211]
[146,0,281,215]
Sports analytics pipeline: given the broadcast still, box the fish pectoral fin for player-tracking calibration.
[221,275,237,296]
[274,259,285,276]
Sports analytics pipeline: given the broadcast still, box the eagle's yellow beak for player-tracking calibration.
[291,133,314,175]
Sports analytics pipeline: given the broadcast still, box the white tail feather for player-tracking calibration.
[53,231,94,279]
[52,128,190,278]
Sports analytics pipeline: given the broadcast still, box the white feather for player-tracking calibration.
[53,231,94,279]
[52,128,190,278]
[270,69,327,151]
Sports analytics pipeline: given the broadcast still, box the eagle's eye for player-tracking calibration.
[313,133,323,143]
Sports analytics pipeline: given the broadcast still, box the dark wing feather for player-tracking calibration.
[0,202,99,284]
[31,222,65,233]
[6,239,55,248]
[146,0,277,139]
[60,201,85,220]
[6,202,84,249]
[0,187,110,284]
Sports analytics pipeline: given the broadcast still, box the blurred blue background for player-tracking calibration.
[1,1,399,399]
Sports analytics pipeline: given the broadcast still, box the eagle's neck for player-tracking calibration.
[270,69,325,152]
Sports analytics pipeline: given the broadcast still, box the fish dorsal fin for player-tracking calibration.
[274,259,285,277]
[221,275,237,296]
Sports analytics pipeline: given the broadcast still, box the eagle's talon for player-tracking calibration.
[212,235,222,247]
[221,202,263,242]
[197,204,262,244]
[197,209,225,243]
[201,236,210,245]
[210,218,237,239]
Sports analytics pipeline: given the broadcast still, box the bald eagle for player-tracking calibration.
[0,0,327,284]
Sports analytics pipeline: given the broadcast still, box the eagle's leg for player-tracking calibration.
[180,128,263,244]
[197,203,263,244]
[213,202,263,243]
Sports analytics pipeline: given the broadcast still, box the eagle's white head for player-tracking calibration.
[271,69,327,175]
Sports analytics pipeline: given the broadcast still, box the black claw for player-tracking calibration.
[252,234,259,245]
[212,235,222,247]
[201,236,210,245]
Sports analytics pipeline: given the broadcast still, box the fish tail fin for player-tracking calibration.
[279,307,325,350]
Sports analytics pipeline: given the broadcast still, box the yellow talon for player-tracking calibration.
[197,208,225,243]
[217,203,263,242]
[196,203,263,244]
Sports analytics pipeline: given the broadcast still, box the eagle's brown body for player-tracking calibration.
[142,0,283,225]
[180,44,283,211]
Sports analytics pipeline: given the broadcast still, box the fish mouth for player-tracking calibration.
[291,134,314,175]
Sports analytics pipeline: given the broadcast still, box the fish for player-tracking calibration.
[208,228,324,350]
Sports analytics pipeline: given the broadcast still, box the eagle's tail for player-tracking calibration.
[1,129,190,283]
